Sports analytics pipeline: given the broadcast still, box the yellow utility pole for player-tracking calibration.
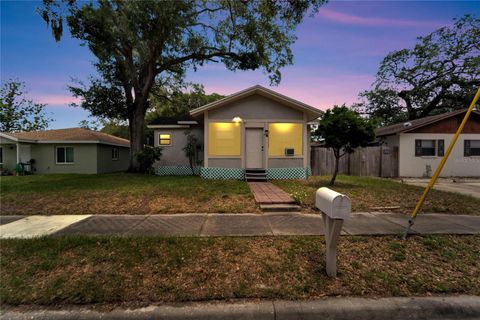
[403,87,480,239]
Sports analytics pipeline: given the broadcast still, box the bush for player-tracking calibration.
[134,146,162,174]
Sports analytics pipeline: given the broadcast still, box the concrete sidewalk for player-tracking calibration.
[2,296,479,320]
[1,212,479,239]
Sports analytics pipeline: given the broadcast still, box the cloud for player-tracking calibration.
[29,94,80,107]
[197,68,374,111]
[317,8,446,29]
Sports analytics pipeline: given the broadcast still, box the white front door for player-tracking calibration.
[245,128,264,168]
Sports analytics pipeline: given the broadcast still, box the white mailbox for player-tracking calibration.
[315,187,351,220]
[316,187,352,277]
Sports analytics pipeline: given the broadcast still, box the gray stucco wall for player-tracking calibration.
[96,145,130,173]
[208,95,303,120]
[154,127,204,166]
[208,158,242,168]
[31,143,98,174]
[268,158,304,168]
[0,143,17,172]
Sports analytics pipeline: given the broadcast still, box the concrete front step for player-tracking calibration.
[260,204,301,212]
[246,176,268,182]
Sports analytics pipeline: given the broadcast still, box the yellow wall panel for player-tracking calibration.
[208,122,241,156]
[268,123,303,156]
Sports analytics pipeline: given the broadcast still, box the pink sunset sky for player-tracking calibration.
[1,1,478,128]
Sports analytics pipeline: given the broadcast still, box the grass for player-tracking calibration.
[1,174,479,215]
[1,235,479,306]
[0,174,258,215]
[274,175,480,215]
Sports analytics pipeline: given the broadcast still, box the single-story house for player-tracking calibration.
[148,85,322,180]
[376,109,480,177]
[0,128,130,174]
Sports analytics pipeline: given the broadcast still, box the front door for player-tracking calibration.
[245,128,264,168]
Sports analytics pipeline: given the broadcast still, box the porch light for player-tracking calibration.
[232,116,242,123]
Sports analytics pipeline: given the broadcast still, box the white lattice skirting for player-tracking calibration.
[156,166,311,180]
[156,166,201,176]
[266,167,312,180]
[200,167,245,180]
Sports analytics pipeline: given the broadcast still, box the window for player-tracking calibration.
[208,122,241,156]
[268,123,303,156]
[465,140,480,156]
[0,147,3,164]
[159,133,172,146]
[56,147,74,164]
[112,148,119,160]
[415,139,436,157]
[437,140,445,157]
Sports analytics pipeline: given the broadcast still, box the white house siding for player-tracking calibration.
[398,133,480,177]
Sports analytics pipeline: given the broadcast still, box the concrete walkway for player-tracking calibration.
[1,212,479,239]
[401,178,480,199]
[2,296,479,320]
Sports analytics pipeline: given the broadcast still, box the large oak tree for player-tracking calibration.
[40,0,325,171]
[356,15,480,125]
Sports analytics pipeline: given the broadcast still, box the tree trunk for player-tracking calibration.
[330,154,340,186]
[128,102,147,172]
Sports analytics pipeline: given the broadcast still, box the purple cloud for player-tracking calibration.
[317,8,447,29]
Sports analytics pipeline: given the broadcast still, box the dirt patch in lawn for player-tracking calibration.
[274,176,480,215]
[1,235,479,306]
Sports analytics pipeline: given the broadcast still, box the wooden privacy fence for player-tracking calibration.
[310,145,399,178]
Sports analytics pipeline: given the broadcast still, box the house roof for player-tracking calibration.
[376,109,480,137]
[148,114,196,125]
[1,128,130,147]
[189,85,323,120]
[147,115,198,129]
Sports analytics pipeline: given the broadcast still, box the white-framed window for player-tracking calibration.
[56,146,74,164]
[159,133,172,146]
[414,139,444,157]
[465,140,480,157]
[0,147,3,164]
[112,147,119,160]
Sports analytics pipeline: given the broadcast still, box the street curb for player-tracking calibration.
[1,296,480,320]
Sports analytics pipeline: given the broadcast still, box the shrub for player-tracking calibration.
[135,146,162,174]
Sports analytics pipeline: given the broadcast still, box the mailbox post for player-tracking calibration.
[315,187,351,277]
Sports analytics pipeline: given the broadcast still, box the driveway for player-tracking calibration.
[401,178,480,199]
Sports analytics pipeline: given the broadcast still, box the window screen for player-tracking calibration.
[268,123,303,156]
[465,140,480,156]
[208,122,241,156]
[415,140,436,156]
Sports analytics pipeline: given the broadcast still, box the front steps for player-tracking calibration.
[245,169,267,182]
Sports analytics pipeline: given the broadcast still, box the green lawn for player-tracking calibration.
[1,235,479,306]
[0,174,258,215]
[1,174,479,215]
[274,175,480,215]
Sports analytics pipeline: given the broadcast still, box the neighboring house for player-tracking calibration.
[376,109,480,177]
[0,128,130,174]
[148,85,322,179]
